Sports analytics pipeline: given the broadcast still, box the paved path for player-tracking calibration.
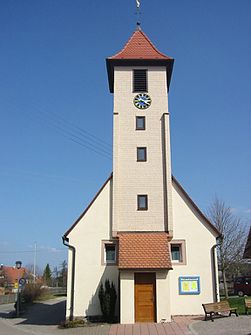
[190,315,251,335]
[0,298,110,335]
[1,298,251,335]
[109,319,194,335]
[0,299,196,335]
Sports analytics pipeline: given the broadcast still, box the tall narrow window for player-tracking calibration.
[137,195,148,210]
[171,245,181,262]
[105,244,116,263]
[137,147,147,162]
[136,116,146,130]
[133,69,147,92]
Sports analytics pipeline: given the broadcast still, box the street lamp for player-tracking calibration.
[15,260,22,317]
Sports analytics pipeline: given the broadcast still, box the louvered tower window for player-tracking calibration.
[133,69,147,92]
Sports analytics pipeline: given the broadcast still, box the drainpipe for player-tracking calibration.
[62,235,76,321]
[211,236,223,302]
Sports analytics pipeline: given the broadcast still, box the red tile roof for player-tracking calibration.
[109,30,172,60]
[118,232,172,269]
[106,29,174,93]
[2,266,26,285]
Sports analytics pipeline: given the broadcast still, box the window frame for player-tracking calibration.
[170,240,186,265]
[137,147,147,162]
[136,116,146,130]
[101,240,118,265]
[137,194,148,211]
[133,69,148,93]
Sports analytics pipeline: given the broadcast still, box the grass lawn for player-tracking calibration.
[221,296,250,314]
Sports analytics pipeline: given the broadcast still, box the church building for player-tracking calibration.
[63,26,220,324]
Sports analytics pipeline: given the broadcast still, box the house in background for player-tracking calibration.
[63,26,220,323]
[0,264,27,291]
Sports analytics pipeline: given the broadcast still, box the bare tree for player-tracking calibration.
[25,263,42,282]
[207,198,247,298]
[0,265,7,288]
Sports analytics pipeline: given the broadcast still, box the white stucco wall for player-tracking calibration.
[120,271,135,324]
[66,178,119,318]
[65,176,218,320]
[156,270,171,322]
[169,181,218,315]
[120,270,172,324]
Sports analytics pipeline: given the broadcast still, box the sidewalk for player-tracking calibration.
[0,298,110,335]
[1,298,250,335]
[190,315,251,335]
[109,316,199,335]
[0,299,197,335]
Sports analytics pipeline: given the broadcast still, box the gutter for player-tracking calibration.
[211,235,223,302]
[62,235,76,321]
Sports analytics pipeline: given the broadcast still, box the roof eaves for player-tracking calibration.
[106,58,174,93]
[63,173,112,237]
[172,175,221,238]
[119,266,173,270]
[109,30,136,59]
[138,30,173,60]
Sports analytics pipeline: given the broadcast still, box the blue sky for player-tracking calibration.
[0,0,250,271]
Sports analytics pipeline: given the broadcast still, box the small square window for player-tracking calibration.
[137,147,147,162]
[136,116,146,130]
[170,240,186,265]
[137,195,148,210]
[102,241,117,265]
[105,244,116,263]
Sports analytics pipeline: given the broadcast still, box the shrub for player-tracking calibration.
[58,319,87,328]
[21,284,45,303]
[98,279,117,322]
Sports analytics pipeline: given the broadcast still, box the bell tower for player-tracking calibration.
[106,28,174,236]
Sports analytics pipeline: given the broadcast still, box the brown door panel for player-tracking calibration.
[135,273,156,322]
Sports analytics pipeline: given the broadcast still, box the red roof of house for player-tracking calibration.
[109,30,173,60]
[2,266,26,284]
[118,232,172,269]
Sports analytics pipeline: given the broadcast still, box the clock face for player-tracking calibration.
[133,93,152,109]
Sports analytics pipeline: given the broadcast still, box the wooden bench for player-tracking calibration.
[245,298,251,314]
[202,301,238,322]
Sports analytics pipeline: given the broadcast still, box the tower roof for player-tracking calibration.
[109,29,173,60]
[106,29,174,93]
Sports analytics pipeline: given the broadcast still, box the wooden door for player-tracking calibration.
[135,273,156,322]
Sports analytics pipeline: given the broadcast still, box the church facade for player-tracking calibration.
[63,28,220,323]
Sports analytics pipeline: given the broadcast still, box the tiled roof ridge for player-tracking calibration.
[137,30,171,59]
[109,29,172,60]
[109,31,134,59]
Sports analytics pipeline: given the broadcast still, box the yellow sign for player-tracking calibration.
[182,281,190,292]
[179,276,200,295]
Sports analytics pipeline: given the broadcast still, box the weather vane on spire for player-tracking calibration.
[135,0,141,29]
